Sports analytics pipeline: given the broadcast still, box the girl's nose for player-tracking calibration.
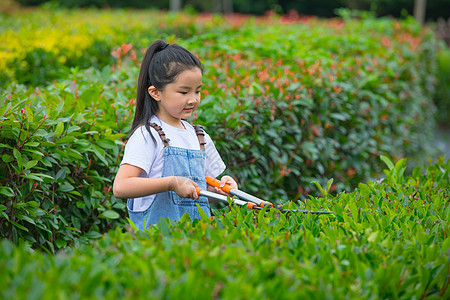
[188,92,200,103]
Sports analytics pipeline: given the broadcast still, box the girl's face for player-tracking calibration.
[149,67,203,129]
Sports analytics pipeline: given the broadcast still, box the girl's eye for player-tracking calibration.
[196,90,201,94]
[179,92,188,95]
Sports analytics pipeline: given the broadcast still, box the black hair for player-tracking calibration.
[131,40,203,136]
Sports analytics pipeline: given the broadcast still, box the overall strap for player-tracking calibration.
[193,125,206,151]
[149,123,170,147]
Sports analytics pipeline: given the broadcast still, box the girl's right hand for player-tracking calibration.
[169,176,199,199]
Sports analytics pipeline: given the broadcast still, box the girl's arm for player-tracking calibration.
[113,164,199,199]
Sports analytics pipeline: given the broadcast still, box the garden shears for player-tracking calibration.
[198,177,333,215]
[205,176,273,207]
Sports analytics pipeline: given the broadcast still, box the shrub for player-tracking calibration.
[1,156,448,298]
[0,70,132,252]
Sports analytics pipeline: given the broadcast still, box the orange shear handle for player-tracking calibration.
[195,187,202,195]
[205,176,232,193]
[247,202,257,209]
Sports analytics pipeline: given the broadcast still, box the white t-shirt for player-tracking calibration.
[120,116,226,212]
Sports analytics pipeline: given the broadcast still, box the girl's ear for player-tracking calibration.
[148,86,161,101]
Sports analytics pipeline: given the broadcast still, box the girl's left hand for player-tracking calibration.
[208,175,238,196]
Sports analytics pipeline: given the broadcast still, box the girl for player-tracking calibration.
[113,40,237,230]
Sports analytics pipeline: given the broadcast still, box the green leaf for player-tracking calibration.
[69,191,82,197]
[17,215,36,225]
[442,237,450,253]
[96,139,116,150]
[258,204,269,224]
[380,155,394,171]
[412,166,422,179]
[348,200,359,222]
[2,154,14,163]
[158,218,172,236]
[65,226,81,232]
[25,160,38,170]
[227,195,234,207]
[358,183,371,199]
[26,201,39,208]
[0,187,14,197]
[54,121,65,136]
[58,183,74,192]
[1,211,10,221]
[67,125,81,133]
[13,148,23,170]
[292,97,314,108]
[25,105,34,123]
[221,214,235,229]
[84,231,102,239]
[24,142,40,147]
[27,173,54,181]
[100,210,120,219]
[76,201,85,209]
[415,229,428,245]
[196,203,211,223]
[21,173,43,182]
[127,217,139,232]
[10,220,29,232]
[66,148,83,160]
[0,143,13,150]
[83,131,99,135]
[244,209,254,224]
[368,231,380,243]
[56,239,67,248]
[393,158,406,183]
[55,136,75,144]
[91,145,108,165]
[326,178,334,193]
[330,112,349,121]
[312,181,327,197]
[21,148,44,157]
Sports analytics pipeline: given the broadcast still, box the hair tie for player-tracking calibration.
[161,42,169,50]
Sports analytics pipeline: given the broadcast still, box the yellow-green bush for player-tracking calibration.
[0,8,219,86]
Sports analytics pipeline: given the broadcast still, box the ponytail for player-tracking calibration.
[131,40,203,137]
[132,40,165,137]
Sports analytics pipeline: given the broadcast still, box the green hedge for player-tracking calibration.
[0,10,443,249]
[1,156,449,298]
[0,79,129,252]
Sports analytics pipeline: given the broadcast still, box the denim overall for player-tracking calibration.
[128,123,211,230]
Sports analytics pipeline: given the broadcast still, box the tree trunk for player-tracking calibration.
[223,0,233,13]
[170,0,182,12]
[414,0,426,25]
[212,0,220,13]
[212,0,233,14]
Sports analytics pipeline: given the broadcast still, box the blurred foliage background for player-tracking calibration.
[4,0,450,21]
[2,0,449,126]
